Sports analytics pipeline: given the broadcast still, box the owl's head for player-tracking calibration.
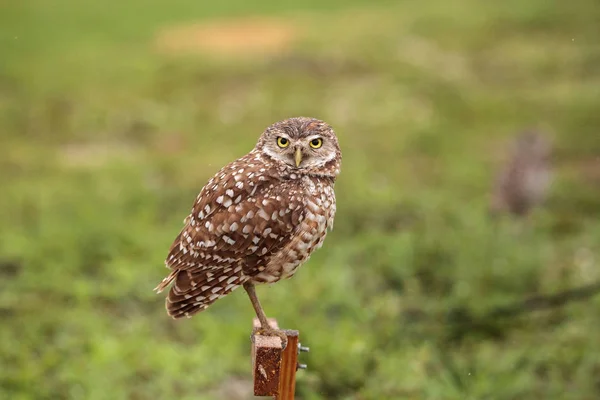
[256,117,341,177]
[513,130,553,164]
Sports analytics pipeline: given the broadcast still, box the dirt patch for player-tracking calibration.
[571,156,600,184]
[207,376,253,400]
[155,17,300,57]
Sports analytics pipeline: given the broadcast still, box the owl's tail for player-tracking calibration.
[155,269,247,319]
[154,270,177,293]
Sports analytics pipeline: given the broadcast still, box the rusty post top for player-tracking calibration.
[251,318,303,399]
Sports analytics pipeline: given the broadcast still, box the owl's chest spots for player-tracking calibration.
[251,177,336,284]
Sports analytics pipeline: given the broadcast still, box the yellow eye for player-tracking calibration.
[277,137,290,148]
[309,138,323,149]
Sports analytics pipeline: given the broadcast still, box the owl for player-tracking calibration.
[490,130,552,217]
[155,117,341,346]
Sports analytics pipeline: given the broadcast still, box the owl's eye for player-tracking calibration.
[277,137,290,148]
[309,138,323,149]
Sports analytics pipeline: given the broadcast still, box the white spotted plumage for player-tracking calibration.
[155,117,341,319]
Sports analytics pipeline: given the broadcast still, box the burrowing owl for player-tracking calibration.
[490,130,552,216]
[155,117,341,346]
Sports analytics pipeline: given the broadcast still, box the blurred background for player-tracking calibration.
[1,0,600,399]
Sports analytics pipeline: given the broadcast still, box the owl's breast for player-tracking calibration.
[250,176,336,284]
[302,176,336,236]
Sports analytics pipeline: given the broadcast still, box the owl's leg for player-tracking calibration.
[243,282,288,349]
[243,281,270,327]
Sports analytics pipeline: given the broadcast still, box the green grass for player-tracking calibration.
[1,0,600,398]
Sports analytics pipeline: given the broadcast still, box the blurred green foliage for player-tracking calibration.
[1,0,600,399]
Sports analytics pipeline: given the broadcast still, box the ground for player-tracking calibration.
[1,0,600,399]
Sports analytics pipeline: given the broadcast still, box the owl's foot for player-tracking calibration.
[256,326,288,350]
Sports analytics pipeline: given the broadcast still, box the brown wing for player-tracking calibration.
[155,152,305,318]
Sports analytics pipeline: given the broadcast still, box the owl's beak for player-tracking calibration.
[294,147,303,167]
